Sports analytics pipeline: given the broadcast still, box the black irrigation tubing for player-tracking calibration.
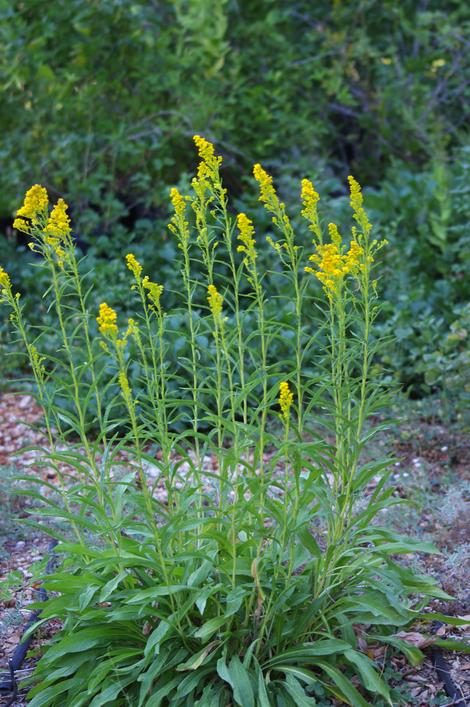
[0,540,57,706]
[431,620,469,707]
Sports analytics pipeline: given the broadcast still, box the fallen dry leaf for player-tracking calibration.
[394,631,435,648]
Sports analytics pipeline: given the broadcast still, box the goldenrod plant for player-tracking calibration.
[2,139,465,707]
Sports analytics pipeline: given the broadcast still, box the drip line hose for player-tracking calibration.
[431,620,469,707]
[0,540,57,705]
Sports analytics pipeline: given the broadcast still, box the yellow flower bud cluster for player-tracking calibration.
[97,302,118,337]
[279,381,294,422]
[125,317,139,339]
[236,212,257,265]
[207,284,223,320]
[126,253,143,280]
[142,276,164,313]
[193,135,222,181]
[42,198,72,266]
[170,187,186,219]
[44,198,71,241]
[253,163,295,255]
[300,178,321,240]
[348,175,371,235]
[305,223,363,296]
[0,265,11,292]
[13,184,48,230]
[30,344,46,378]
[253,164,277,210]
[168,187,190,247]
[118,371,132,402]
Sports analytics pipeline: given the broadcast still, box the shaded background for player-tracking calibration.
[1,0,469,422]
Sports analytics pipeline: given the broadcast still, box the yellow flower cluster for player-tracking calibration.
[118,371,132,401]
[300,178,321,240]
[207,284,223,320]
[30,344,46,378]
[0,265,11,292]
[170,187,186,219]
[142,276,163,313]
[126,253,143,280]
[348,175,371,234]
[305,224,363,295]
[168,187,190,246]
[301,179,320,210]
[236,212,257,265]
[13,185,48,230]
[193,135,222,180]
[253,164,277,209]
[279,381,294,421]
[125,317,138,338]
[44,198,71,241]
[97,302,118,337]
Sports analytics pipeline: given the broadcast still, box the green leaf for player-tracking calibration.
[344,650,392,704]
[297,528,321,559]
[283,674,317,705]
[266,639,352,667]
[374,636,424,666]
[225,586,247,617]
[433,638,470,653]
[176,641,220,671]
[28,678,78,707]
[228,655,255,707]
[144,619,172,658]
[313,660,370,706]
[99,571,128,602]
[126,585,189,603]
[194,616,227,640]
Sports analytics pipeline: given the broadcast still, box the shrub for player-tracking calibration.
[1,139,463,706]
[366,146,470,397]
[1,1,469,234]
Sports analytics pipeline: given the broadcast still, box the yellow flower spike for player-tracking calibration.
[301,178,320,211]
[348,175,363,211]
[168,187,190,246]
[327,223,342,248]
[193,135,222,179]
[300,178,322,240]
[207,284,223,320]
[97,302,118,337]
[348,175,372,235]
[142,276,164,313]
[279,381,294,422]
[125,253,143,280]
[170,187,186,218]
[15,184,48,226]
[253,163,277,209]
[44,198,71,241]
[55,246,66,269]
[236,212,257,265]
[0,265,11,292]
[30,345,46,378]
[118,371,132,402]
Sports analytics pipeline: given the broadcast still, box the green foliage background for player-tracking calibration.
[1,0,469,417]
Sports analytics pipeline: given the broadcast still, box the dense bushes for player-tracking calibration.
[1,0,469,231]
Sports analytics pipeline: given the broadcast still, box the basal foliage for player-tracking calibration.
[1,139,464,706]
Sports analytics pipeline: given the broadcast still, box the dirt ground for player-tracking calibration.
[0,391,469,706]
